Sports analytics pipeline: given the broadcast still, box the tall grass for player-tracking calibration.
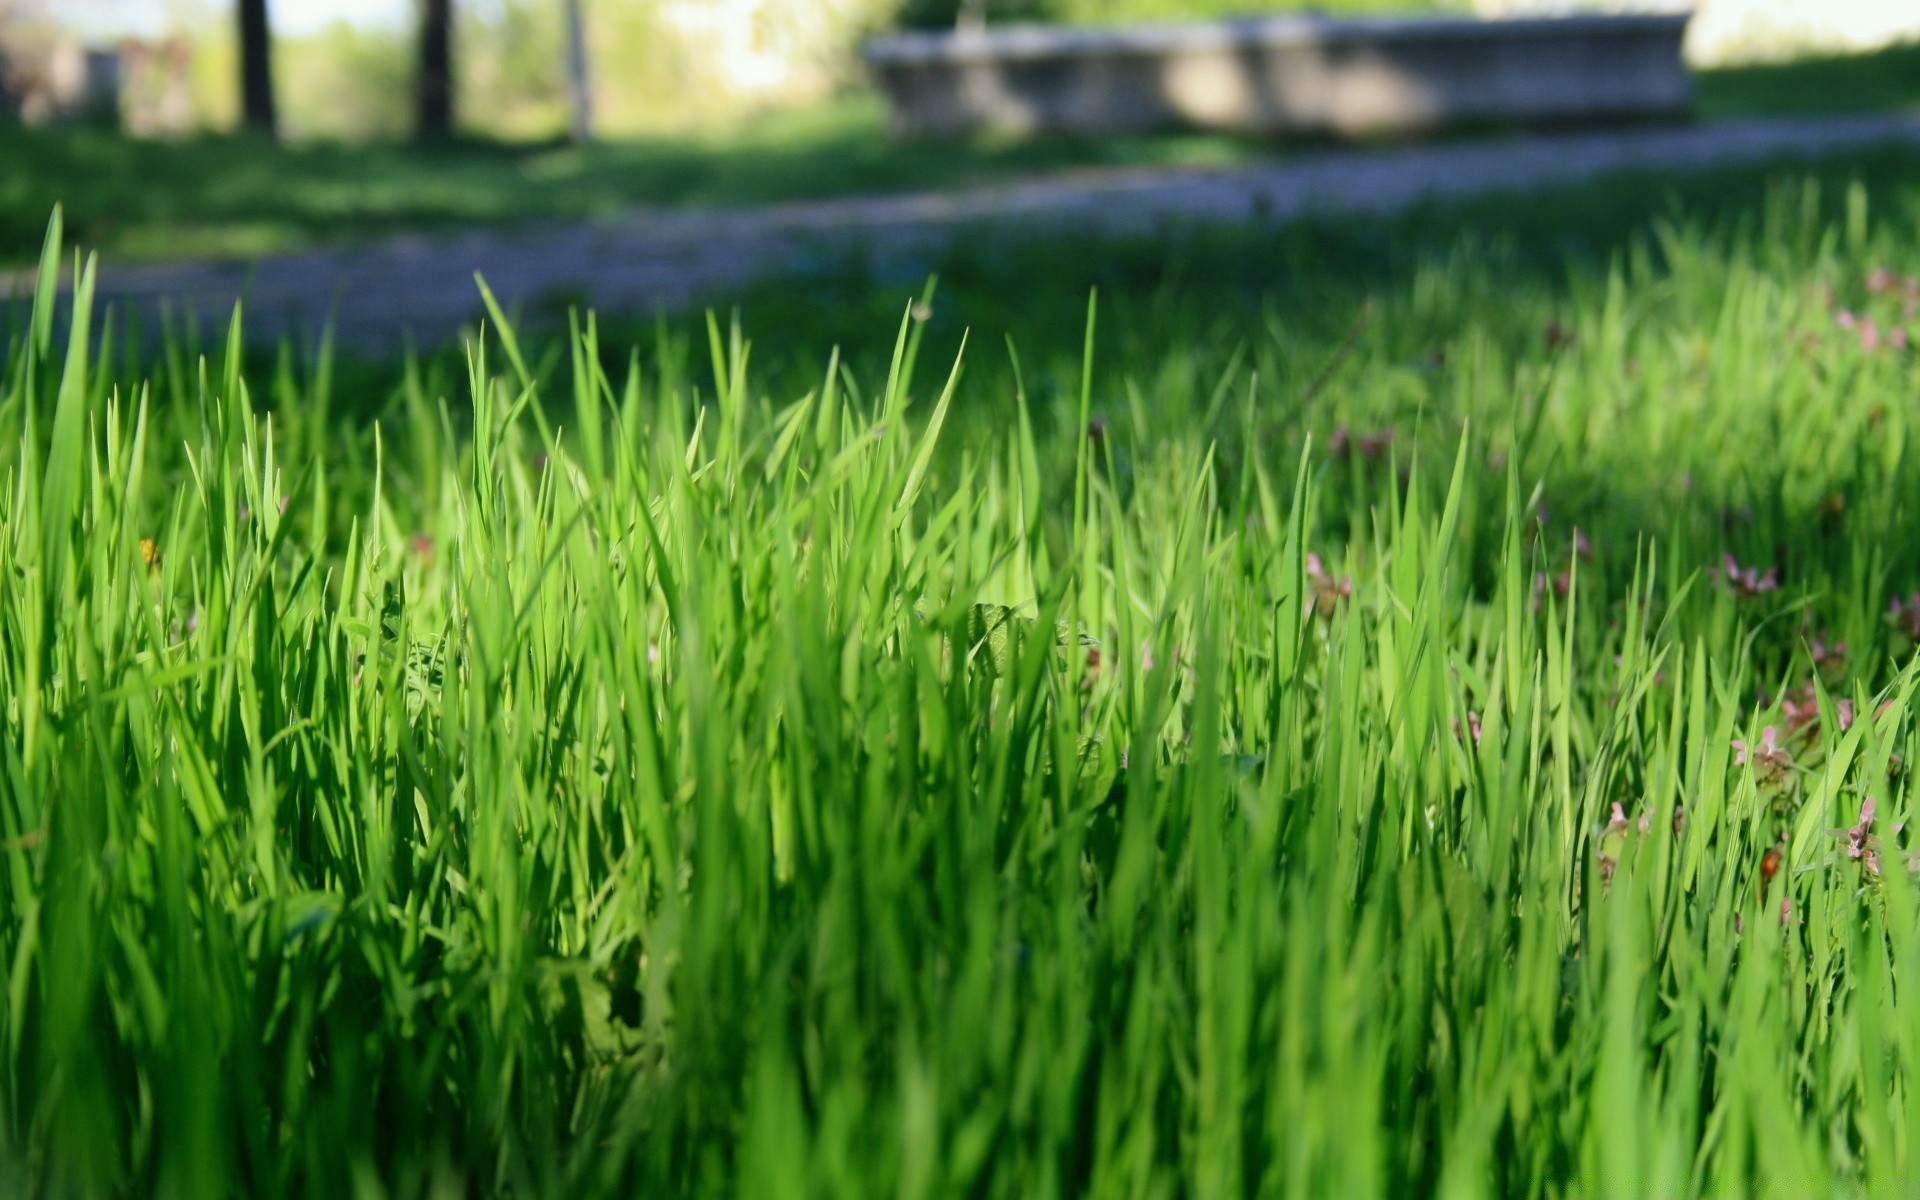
[2,186,1920,1196]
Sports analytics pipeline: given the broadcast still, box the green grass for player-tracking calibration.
[3,41,1918,268]
[1694,41,1920,121]
[6,155,1920,1194]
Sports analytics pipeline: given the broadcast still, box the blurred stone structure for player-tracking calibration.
[864,12,1693,139]
[120,38,195,138]
[1,40,121,127]
[0,34,194,135]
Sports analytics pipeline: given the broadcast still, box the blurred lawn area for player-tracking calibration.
[1,42,1916,266]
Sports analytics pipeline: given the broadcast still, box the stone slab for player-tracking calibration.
[862,12,1694,138]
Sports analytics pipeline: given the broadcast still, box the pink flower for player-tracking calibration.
[1733,726,1792,783]
[1889,592,1920,640]
[1305,553,1353,617]
[1357,431,1394,461]
[1779,692,1818,733]
[1835,796,1883,874]
[1572,527,1594,560]
[1532,570,1571,611]
[1455,710,1483,747]
[1719,554,1779,599]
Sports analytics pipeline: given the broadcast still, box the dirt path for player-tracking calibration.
[16,113,1920,353]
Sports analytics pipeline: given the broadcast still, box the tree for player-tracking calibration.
[238,0,276,136]
[416,0,453,140]
[562,0,592,143]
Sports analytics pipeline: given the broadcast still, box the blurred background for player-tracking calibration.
[1,0,1918,300]
[4,0,1917,142]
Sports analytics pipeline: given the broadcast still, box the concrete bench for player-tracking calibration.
[862,11,1694,139]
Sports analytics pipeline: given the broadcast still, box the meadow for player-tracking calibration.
[5,156,1920,1196]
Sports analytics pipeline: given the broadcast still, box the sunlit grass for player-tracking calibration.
[3,178,1920,1193]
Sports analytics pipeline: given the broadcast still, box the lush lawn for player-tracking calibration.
[6,139,1920,1193]
[2,42,1918,267]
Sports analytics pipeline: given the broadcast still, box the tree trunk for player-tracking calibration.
[416,0,453,141]
[563,0,593,143]
[237,0,276,137]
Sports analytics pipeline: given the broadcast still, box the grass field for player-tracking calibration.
[1,41,1916,267]
[6,152,1920,1195]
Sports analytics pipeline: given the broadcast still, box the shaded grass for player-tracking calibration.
[2,40,1917,267]
[1694,41,1920,121]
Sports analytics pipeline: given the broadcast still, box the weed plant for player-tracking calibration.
[4,186,1920,1195]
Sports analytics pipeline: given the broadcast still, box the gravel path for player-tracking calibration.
[15,113,1920,353]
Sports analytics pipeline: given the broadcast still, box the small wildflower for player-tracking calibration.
[1532,570,1571,611]
[1779,689,1819,733]
[1326,425,1351,456]
[1357,431,1393,461]
[1733,725,1792,783]
[1304,552,1353,618]
[1139,644,1156,673]
[1454,710,1482,747]
[1835,796,1882,874]
[1572,527,1594,560]
[1889,592,1920,640]
[1080,645,1102,693]
[909,300,933,323]
[139,538,162,571]
[1719,554,1778,600]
